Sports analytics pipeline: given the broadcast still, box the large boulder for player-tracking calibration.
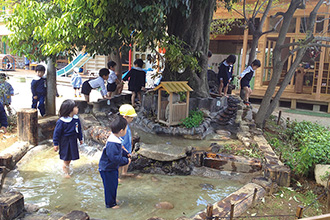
[138,143,190,161]
[315,164,330,187]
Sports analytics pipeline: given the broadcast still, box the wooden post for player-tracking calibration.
[230,204,235,220]
[269,182,275,196]
[168,93,173,126]
[295,205,304,219]
[157,89,161,122]
[291,99,297,110]
[17,108,38,146]
[241,28,249,73]
[206,203,213,220]
[186,91,190,118]
[252,188,258,206]
[277,110,282,125]
[327,175,330,213]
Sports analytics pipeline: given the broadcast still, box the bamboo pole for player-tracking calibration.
[295,205,304,219]
[230,204,235,220]
[206,203,213,220]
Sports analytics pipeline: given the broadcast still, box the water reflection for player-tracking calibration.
[8,147,242,220]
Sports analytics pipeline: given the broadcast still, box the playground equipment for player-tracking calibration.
[56,52,92,76]
[0,54,16,71]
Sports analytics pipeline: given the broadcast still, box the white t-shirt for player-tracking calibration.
[107,70,117,84]
[88,76,107,96]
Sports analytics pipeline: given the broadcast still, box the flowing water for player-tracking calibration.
[7,147,243,220]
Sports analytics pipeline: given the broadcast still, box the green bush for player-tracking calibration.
[181,110,203,128]
[267,120,330,177]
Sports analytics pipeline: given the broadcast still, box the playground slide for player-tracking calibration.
[56,52,92,76]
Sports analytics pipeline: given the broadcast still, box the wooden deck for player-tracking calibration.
[233,89,330,113]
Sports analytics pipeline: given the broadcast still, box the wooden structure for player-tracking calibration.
[212,0,330,112]
[154,81,193,126]
[0,54,16,70]
[17,108,38,146]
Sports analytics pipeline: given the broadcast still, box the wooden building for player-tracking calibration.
[212,0,330,112]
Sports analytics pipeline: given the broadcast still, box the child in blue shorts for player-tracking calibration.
[99,115,131,208]
[239,59,261,106]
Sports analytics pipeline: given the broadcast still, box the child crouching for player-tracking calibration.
[99,115,131,209]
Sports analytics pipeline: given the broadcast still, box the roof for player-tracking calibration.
[154,81,193,93]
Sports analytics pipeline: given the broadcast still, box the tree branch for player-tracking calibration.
[271,11,285,18]
[252,0,261,18]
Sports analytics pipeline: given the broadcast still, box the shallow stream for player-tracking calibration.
[6,147,243,219]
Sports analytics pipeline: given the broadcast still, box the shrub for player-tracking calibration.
[181,110,203,128]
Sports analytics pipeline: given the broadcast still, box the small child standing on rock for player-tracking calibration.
[31,65,47,116]
[53,99,83,178]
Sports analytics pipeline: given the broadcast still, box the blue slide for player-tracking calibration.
[56,52,92,76]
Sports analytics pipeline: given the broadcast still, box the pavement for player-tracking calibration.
[2,69,330,128]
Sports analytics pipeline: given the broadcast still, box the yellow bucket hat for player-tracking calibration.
[119,104,137,117]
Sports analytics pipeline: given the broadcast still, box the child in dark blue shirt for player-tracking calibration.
[239,59,261,106]
[31,65,47,116]
[53,99,83,178]
[0,102,8,133]
[99,115,130,209]
[218,55,236,97]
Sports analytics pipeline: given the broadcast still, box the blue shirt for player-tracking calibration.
[71,73,82,88]
[122,125,132,153]
[31,76,46,96]
[99,133,129,171]
[53,115,83,146]
[0,102,7,128]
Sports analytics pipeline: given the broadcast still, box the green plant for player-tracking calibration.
[6,113,17,133]
[181,110,203,128]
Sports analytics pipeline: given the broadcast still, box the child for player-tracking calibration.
[0,102,7,134]
[123,59,146,107]
[31,65,47,116]
[119,104,137,177]
[71,68,83,97]
[81,68,111,102]
[107,61,120,97]
[0,73,14,114]
[99,115,130,209]
[53,99,83,178]
[239,59,261,106]
[218,55,236,97]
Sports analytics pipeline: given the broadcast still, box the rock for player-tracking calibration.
[38,116,58,141]
[59,210,89,220]
[315,164,330,187]
[176,217,190,220]
[24,203,40,213]
[0,192,24,220]
[151,176,160,182]
[155,201,174,209]
[215,129,231,137]
[138,143,188,161]
[199,183,215,190]
[147,217,166,220]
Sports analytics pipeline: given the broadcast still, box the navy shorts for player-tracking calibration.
[81,81,92,95]
[107,82,117,92]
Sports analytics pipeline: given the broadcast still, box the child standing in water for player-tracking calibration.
[119,104,137,177]
[53,99,83,178]
[0,73,14,114]
[71,68,83,97]
[99,115,130,209]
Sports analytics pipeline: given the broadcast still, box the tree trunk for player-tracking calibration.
[46,58,56,116]
[110,48,123,95]
[164,0,216,98]
[255,0,302,127]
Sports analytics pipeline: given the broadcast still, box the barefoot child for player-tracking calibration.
[53,99,83,178]
[119,104,137,177]
[99,115,131,209]
[239,59,261,106]
[71,68,83,97]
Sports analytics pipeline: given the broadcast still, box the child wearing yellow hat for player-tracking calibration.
[119,104,137,176]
